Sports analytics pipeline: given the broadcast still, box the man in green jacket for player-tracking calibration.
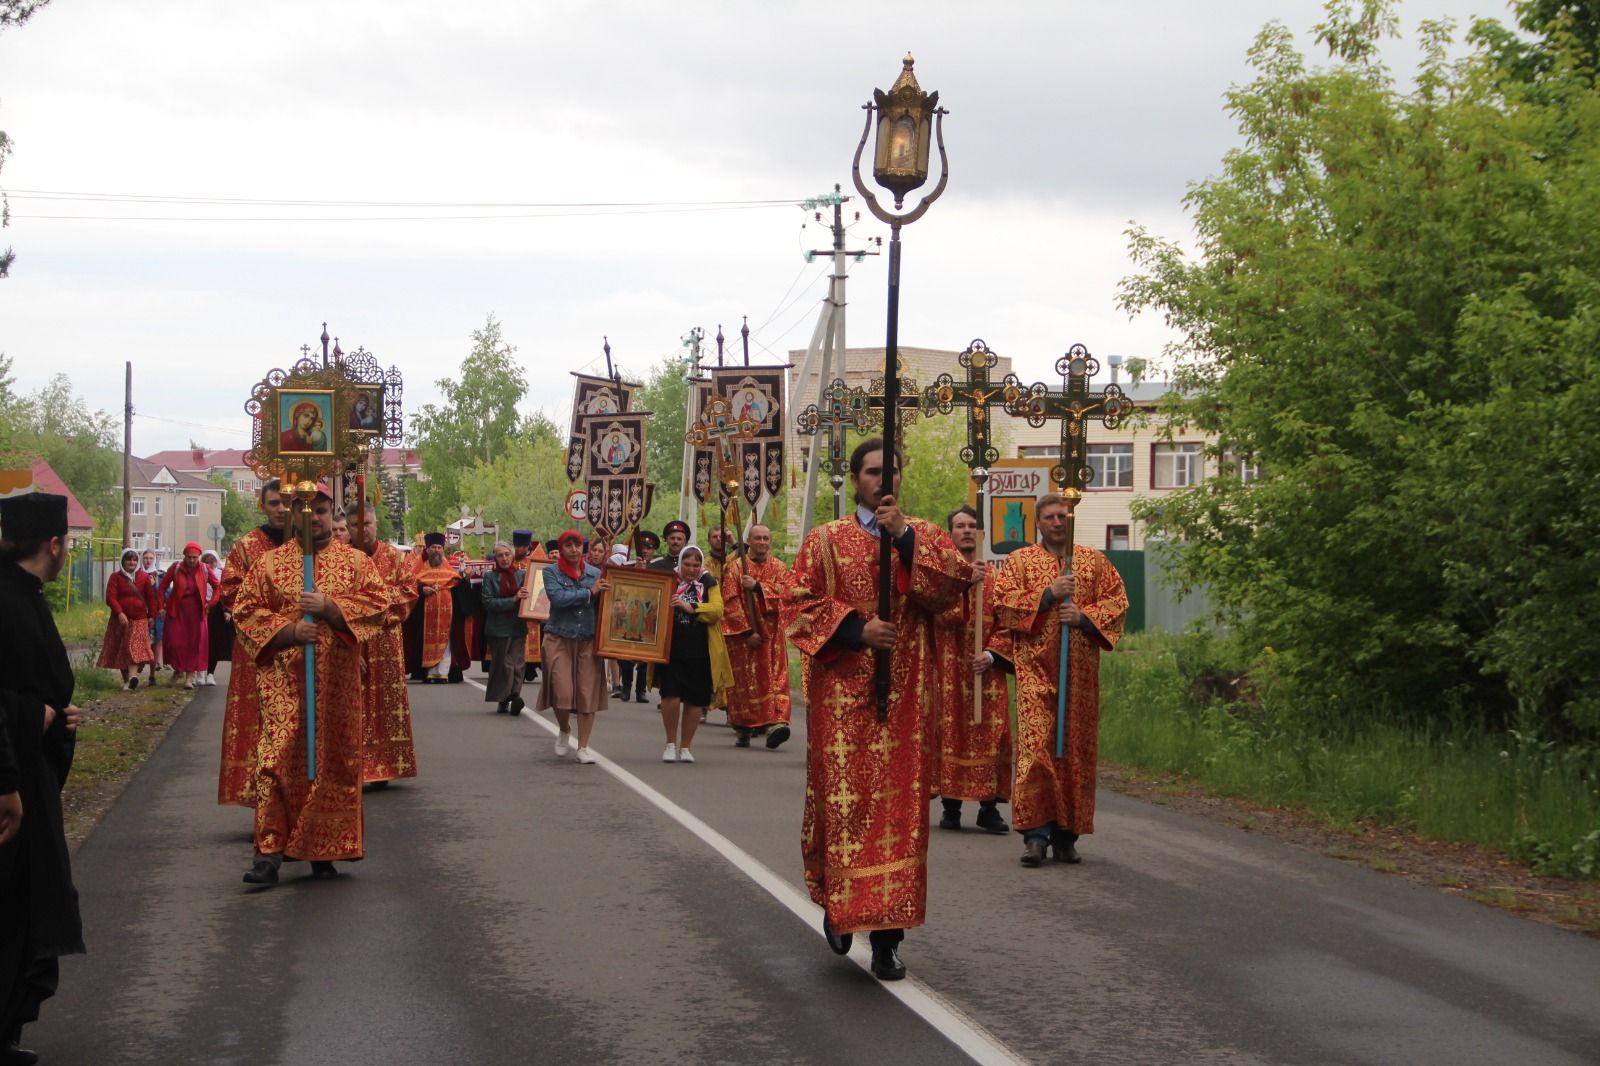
[480,541,528,715]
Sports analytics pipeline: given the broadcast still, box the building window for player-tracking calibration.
[132,497,146,516]
[185,498,199,517]
[1017,445,1059,459]
[1106,524,1130,551]
[1153,442,1204,488]
[1087,444,1133,489]
[131,531,146,548]
[149,532,161,549]
[154,496,163,516]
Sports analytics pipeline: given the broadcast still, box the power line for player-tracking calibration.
[4,189,809,208]
[10,203,796,223]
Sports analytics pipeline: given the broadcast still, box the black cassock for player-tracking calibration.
[0,561,84,1038]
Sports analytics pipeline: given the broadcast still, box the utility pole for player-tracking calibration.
[678,326,705,525]
[795,184,877,539]
[123,361,133,548]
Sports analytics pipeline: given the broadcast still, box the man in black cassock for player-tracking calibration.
[0,493,85,1066]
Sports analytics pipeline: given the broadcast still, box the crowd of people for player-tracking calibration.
[0,431,1130,1060]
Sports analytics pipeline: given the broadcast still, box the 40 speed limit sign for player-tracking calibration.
[565,489,588,521]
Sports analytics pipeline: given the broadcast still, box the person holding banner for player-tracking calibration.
[987,492,1127,868]
[782,437,970,982]
[233,484,388,886]
[931,505,1012,834]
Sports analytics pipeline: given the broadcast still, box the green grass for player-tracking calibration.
[72,662,126,698]
[1100,632,1600,880]
[55,601,111,646]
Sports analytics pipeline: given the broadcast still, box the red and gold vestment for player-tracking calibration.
[719,554,792,730]
[412,562,460,668]
[233,540,388,861]
[362,540,419,782]
[218,527,278,807]
[930,563,1013,803]
[782,517,969,936]
[989,543,1127,836]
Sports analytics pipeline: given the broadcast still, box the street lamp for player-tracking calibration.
[850,54,949,720]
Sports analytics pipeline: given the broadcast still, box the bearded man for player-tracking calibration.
[218,479,289,806]
[720,524,792,749]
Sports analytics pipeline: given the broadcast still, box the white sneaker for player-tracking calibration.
[554,733,572,757]
[678,748,695,764]
[575,747,595,764]
[204,673,216,687]
[662,743,677,763]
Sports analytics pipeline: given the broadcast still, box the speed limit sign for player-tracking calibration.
[565,489,588,521]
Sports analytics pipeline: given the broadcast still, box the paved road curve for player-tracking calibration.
[33,668,1600,1065]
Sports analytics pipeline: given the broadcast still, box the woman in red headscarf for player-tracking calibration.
[159,541,220,687]
[536,530,609,763]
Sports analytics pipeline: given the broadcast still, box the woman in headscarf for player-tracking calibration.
[97,548,157,690]
[656,544,732,764]
[158,541,220,688]
[537,530,609,763]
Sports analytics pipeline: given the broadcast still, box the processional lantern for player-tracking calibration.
[870,54,940,209]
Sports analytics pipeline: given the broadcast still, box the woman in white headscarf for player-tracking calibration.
[656,545,732,763]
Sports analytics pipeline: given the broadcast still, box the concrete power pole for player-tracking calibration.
[795,185,876,540]
[678,326,705,525]
[123,361,133,546]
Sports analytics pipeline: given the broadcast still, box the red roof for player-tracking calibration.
[29,460,96,532]
[141,447,251,471]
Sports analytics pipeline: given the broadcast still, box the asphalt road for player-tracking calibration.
[29,665,1600,1065]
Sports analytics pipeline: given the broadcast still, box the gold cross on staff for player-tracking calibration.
[923,339,1024,471]
[1008,343,1133,507]
[796,378,875,486]
[864,374,927,432]
[686,396,758,499]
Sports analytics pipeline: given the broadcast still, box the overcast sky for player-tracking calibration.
[0,0,1508,455]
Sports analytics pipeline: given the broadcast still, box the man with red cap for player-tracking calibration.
[232,483,389,885]
[159,541,221,689]
[0,493,85,1065]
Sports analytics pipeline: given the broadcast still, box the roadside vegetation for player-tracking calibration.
[1101,632,1600,880]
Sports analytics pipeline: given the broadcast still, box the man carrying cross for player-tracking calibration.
[233,484,389,885]
[987,492,1127,867]
[782,437,969,981]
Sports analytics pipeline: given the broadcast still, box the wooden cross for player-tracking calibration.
[795,377,874,488]
[1006,342,1132,757]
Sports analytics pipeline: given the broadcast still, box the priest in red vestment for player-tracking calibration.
[782,437,970,982]
[720,524,793,749]
[347,502,418,786]
[930,505,1012,833]
[405,535,459,682]
[988,492,1127,867]
[217,479,289,806]
[233,485,388,885]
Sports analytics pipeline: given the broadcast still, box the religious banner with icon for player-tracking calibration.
[581,410,652,539]
[713,366,787,507]
[566,373,639,483]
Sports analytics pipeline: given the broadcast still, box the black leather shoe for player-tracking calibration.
[1020,840,1047,867]
[870,945,906,981]
[509,696,525,714]
[765,724,792,749]
[823,915,852,956]
[243,859,279,885]
[735,730,751,748]
[975,806,1010,834]
[938,809,961,830]
[310,861,337,880]
[3,1040,39,1066]
[611,686,625,699]
[495,702,509,714]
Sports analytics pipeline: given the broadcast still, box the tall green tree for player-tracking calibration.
[1119,0,1600,738]
[406,315,528,537]
[631,355,690,505]
[213,474,255,549]
[458,413,574,537]
[11,373,120,525]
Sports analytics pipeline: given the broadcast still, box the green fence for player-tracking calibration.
[1100,544,1213,635]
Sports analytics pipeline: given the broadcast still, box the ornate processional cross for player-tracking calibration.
[795,378,875,496]
[923,339,1024,476]
[1008,343,1132,510]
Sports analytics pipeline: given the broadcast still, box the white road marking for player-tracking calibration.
[460,677,1031,1066]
